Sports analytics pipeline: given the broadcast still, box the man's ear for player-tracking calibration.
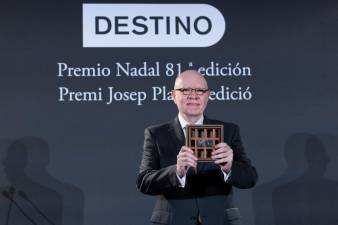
[171,91,177,104]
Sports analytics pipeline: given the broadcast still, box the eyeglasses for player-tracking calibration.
[174,88,209,96]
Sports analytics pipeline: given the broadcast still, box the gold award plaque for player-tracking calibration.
[185,125,224,161]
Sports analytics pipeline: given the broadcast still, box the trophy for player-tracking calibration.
[185,125,224,161]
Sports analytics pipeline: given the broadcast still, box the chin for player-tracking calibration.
[186,111,202,117]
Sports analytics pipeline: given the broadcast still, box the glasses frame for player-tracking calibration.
[173,88,210,96]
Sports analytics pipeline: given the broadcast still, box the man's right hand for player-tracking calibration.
[176,146,197,178]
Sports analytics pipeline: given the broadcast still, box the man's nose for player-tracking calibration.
[187,92,199,99]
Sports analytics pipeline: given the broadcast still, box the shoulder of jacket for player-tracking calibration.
[145,120,173,133]
[205,117,239,129]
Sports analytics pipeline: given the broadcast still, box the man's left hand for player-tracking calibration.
[211,143,233,173]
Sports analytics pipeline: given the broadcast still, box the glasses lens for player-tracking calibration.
[182,89,190,95]
[196,89,205,95]
[175,88,208,95]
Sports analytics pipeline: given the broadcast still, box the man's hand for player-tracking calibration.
[212,143,233,173]
[176,146,197,178]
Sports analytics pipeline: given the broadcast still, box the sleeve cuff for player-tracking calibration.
[176,174,186,187]
[222,170,232,182]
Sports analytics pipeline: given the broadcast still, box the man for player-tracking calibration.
[137,70,257,225]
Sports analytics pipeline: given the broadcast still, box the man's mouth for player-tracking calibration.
[186,102,199,106]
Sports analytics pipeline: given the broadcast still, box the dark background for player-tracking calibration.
[1,0,338,225]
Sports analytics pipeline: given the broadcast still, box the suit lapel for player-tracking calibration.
[168,117,185,149]
[203,116,213,125]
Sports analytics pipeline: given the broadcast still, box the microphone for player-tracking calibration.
[18,191,56,225]
[2,190,38,225]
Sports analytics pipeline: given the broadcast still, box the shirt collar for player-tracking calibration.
[178,113,204,129]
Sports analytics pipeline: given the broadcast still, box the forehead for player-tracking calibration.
[175,72,208,88]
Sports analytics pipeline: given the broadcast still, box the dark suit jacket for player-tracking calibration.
[137,116,258,225]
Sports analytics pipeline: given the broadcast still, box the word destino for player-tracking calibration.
[83,4,225,47]
[96,16,211,35]
[58,86,253,106]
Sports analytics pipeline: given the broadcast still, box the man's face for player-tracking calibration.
[172,71,209,120]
